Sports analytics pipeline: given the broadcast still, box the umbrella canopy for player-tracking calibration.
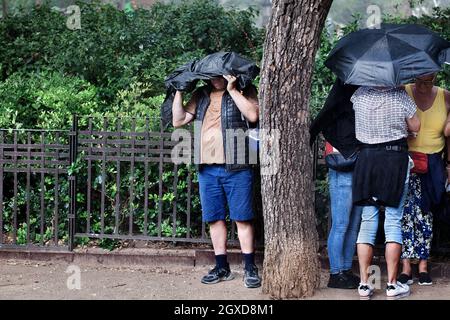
[325,24,450,86]
[442,48,450,65]
[161,51,259,127]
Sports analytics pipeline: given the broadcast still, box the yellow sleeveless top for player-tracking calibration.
[406,84,447,154]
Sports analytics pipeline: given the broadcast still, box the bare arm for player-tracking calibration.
[406,113,420,133]
[172,91,195,128]
[444,90,450,137]
[445,89,450,112]
[224,75,259,123]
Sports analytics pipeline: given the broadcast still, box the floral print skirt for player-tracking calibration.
[401,173,433,260]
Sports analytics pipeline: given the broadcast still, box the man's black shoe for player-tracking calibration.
[244,264,262,288]
[397,273,413,285]
[201,265,234,284]
[342,269,361,287]
[327,272,358,289]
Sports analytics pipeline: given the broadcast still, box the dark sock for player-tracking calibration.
[215,254,228,269]
[243,253,255,271]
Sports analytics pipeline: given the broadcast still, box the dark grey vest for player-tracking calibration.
[194,86,258,172]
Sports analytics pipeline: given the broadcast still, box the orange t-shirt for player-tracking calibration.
[200,90,225,164]
[184,86,258,164]
[184,89,225,164]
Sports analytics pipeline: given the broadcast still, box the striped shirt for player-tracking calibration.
[351,87,417,144]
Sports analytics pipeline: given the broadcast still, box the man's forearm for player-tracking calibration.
[172,91,186,126]
[228,89,259,123]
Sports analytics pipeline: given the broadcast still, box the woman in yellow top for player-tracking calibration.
[398,73,450,286]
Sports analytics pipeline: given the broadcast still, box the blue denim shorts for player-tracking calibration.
[357,159,412,246]
[198,165,254,222]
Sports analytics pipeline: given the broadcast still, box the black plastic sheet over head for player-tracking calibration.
[161,52,260,127]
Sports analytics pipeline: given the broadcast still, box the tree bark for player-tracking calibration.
[259,0,332,299]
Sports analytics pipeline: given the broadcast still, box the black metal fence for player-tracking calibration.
[0,128,70,250]
[0,116,249,251]
[72,116,216,247]
[0,116,448,255]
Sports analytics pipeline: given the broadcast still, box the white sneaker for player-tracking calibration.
[386,282,410,299]
[358,283,374,298]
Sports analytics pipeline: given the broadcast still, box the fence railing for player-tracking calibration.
[0,128,70,250]
[0,116,242,251]
[0,116,448,255]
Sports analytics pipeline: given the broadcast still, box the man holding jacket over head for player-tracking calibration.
[172,75,261,288]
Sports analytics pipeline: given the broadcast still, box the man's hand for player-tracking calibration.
[223,75,259,123]
[223,75,237,92]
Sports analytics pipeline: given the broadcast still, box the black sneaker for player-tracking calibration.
[342,270,360,287]
[244,264,262,288]
[201,265,234,284]
[397,273,413,285]
[327,272,358,289]
[418,272,432,286]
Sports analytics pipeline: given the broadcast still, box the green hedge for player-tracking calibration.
[0,2,449,249]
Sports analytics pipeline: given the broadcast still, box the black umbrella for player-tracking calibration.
[161,51,259,127]
[443,48,450,64]
[325,24,450,86]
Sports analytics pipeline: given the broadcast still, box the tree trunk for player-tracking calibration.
[259,0,333,299]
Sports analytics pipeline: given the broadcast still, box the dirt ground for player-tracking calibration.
[1,258,450,300]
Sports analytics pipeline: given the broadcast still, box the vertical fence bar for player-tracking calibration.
[0,132,3,244]
[158,119,164,237]
[40,132,45,245]
[54,132,60,246]
[186,166,191,239]
[231,221,236,241]
[115,119,121,235]
[68,115,78,251]
[26,132,31,245]
[87,117,92,234]
[172,164,178,239]
[129,118,136,236]
[201,220,206,240]
[12,131,17,245]
[144,118,149,236]
[100,118,107,235]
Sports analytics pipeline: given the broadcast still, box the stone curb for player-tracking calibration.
[0,249,449,278]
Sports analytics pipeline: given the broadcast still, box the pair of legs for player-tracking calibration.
[210,220,254,255]
[400,173,433,281]
[357,168,410,286]
[327,169,362,275]
[358,242,402,284]
[401,259,429,275]
[198,165,261,287]
[199,165,256,257]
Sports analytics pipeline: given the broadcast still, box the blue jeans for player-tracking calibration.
[327,169,362,274]
[357,164,411,246]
